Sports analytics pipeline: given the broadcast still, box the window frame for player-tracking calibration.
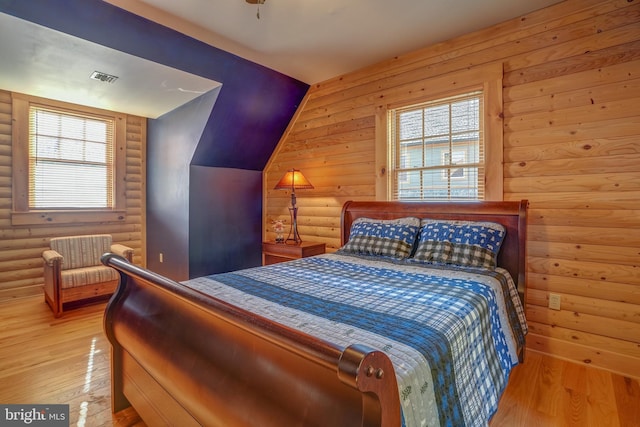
[375,63,503,201]
[11,92,127,225]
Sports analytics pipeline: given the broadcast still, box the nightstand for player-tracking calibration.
[262,241,326,265]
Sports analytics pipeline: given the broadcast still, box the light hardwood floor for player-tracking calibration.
[1,295,638,427]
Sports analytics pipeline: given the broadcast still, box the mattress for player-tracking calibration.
[184,253,527,427]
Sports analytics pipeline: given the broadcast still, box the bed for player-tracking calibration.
[102,200,528,427]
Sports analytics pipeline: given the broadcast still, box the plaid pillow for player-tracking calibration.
[411,220,506,269]
[340,217,420,259]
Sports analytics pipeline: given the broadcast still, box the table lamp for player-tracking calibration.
[274,169,313,244]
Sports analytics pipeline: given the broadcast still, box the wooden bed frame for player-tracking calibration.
[102,200,528,426]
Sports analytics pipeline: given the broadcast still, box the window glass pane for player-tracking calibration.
[420,170,449,200]
[85,119,108,142]
[398,110,422,140]
[85,141,108,163]
[32,136,58,158]
[454,133,480,162]
[451,98,479,132]
[424,138,445,168]
[449,167,480,199]
[399,141,422,169]
[396,170,421,200]
[424,104,449,137]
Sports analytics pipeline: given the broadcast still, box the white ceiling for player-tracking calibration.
[0,0,564,118]
[0,13,221,119]
[109,0,564,83]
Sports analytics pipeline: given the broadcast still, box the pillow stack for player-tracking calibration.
[340,217,506,270]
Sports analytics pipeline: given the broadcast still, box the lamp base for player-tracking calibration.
[285,206,302,244]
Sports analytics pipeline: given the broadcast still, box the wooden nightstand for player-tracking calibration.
[262,241,326,265]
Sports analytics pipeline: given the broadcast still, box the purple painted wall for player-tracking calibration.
[1,0,309,278]
[147,89,221,279]
[189,166,263,277]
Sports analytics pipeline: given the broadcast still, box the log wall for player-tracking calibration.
[264,0,640,378]
[0,90,146,300]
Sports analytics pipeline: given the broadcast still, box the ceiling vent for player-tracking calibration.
[90,71,118,84]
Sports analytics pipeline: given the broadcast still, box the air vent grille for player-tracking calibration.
[90,71,118,84]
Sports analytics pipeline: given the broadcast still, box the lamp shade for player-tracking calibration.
[274,169,314,190]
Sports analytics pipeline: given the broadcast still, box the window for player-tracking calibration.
[390,92,484,200]
[29,106,114,209]
[11,93,126,225]
[375,63,503,202]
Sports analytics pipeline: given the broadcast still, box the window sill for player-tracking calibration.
[11,210,127,226]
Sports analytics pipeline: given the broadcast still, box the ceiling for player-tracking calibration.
[0,12,221,119]
[108,0,564,83]
[0,0,563,118]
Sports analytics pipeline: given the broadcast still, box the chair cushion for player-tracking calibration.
[50,235,112,270]
[60,265,119,289]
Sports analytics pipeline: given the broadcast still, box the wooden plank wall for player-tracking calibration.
[264,0,640,378]
[0,90,146,301]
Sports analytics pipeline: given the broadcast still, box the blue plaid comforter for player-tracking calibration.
[184,253,527,427]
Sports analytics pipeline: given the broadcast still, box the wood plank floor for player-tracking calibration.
[1,295,638,427]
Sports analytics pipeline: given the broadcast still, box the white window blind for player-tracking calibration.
[389,91,484,201]
[28,106,115,209]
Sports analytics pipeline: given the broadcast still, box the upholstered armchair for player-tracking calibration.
[43,234,133,317]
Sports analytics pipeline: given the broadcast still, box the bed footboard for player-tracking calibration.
[102,254,401,427]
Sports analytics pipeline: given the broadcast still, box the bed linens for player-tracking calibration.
[184,253,527,427]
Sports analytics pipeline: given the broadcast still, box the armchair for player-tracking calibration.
[43,234,133,317]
